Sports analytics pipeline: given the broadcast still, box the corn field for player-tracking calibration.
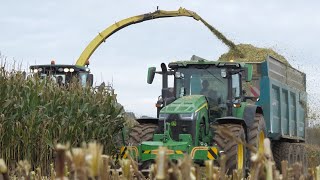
[0,67,126,172]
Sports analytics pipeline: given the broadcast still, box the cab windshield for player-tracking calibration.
[175,67,228,106]
[38,72,88,87]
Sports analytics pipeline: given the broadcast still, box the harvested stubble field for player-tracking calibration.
[1,139,320,179]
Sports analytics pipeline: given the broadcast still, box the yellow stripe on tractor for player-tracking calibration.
[151,149,175,155]
[143,150,151,154]
[142,149,184,155]
[175,150,184,154]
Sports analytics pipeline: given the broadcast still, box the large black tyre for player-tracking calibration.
[126,123,158,173]
[213,124,246,175]
[248,114,266,150]
[248,114,266,166]
[272,142,295,170]
[126,123,158,145]
[295,144,302,163]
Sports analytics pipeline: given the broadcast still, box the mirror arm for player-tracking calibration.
[243,96,260,102]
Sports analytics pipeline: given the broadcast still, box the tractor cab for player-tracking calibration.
[29,62,93,87]
[148,58,253,120]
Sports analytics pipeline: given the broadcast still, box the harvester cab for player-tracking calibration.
[124,57,262,173]
[29,61,94,87]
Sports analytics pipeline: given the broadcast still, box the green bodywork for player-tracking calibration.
[160,95,207,114]
[131,123,219,161]
[160,95,211,146]
[123,95,219,161]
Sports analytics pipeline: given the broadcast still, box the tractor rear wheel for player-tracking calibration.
[126,123,158,145]
[213,124,246,175]
[248,113,266,165]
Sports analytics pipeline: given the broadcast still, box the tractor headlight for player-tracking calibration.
[179,113,195,120]
[70,68,75,72]
[33,69,38,73]
[64,68,69,72]
[159,113,169,120]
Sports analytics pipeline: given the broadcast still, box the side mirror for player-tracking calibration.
[244,64,253,82]
[147,67,156,84]
[87,74,94,87]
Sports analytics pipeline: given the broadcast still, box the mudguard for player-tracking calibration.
[243,104,263,128]
[136,117,159,124]
[214,117,248,140]
[215,117,247,128]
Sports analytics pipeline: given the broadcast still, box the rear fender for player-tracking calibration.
[214,117,247,139]
[215,117,247,129]
[136,117,159,124]
[243,105,263,128]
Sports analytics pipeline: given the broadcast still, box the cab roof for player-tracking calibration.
[168,55,245,69]
[168,59,245,69]
[29,64,88,71]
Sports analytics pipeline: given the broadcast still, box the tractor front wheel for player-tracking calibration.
[213,124,246,175]
[126,123,158,173]
[126,123,158,145]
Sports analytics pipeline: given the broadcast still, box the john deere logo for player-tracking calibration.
[170,121,177,127]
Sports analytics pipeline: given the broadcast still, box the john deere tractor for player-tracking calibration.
[123,57,266,173]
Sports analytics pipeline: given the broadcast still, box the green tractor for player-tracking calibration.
[123,57,265,173]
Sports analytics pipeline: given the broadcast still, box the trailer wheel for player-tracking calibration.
[272,142,294,170]
[248,113,266,166]
[295,144,302,163]
[213,124,246,175]
[126,123,158,145]
[294,143,307,174]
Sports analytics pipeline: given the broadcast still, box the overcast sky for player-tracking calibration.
[1,0,319,117]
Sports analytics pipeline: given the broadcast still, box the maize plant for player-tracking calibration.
[0,67,126,172]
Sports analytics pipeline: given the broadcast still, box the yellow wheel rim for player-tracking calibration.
[237,142,244,170]
[258,131,265,153]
